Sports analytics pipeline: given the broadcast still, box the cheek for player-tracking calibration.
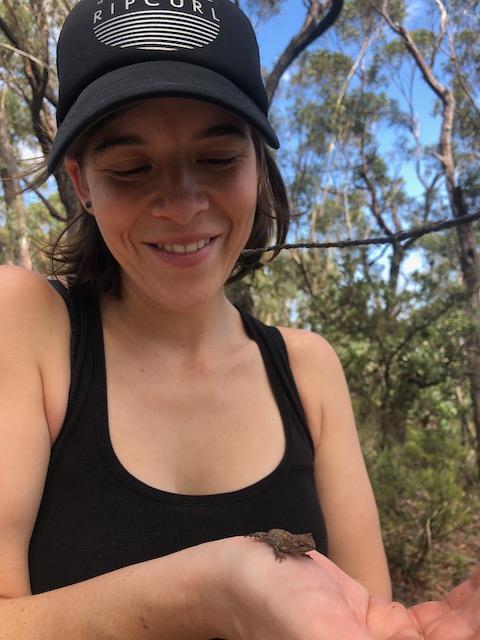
[86,166,136,209]
[88,181,137,236]
[89,201,135,256]
[90,182,120,212]
[234,165,260,220]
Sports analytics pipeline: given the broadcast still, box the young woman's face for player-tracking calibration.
[66,98,259,312]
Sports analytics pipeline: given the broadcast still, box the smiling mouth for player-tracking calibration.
[155,238,211,254]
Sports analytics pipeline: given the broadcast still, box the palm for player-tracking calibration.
[314,555,480,640]
[404,570,480,640]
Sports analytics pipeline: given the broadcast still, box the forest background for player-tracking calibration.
[0,0,479,606]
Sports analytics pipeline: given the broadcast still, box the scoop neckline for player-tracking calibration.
[96,307,294,506]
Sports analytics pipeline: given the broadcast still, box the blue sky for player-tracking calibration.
[254,0,306,66]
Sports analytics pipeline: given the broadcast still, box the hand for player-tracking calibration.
[318,553,480,640]
[396,567,480,640]
[207,536,480,639]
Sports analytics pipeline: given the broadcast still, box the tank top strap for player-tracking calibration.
[237,307,314,451]
[48,278,74,313]
[48,280,103,459]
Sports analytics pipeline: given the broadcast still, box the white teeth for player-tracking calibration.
[158,238,210,254]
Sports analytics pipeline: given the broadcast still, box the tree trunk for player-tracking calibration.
[452,185,480,476]
[0,91,31,269]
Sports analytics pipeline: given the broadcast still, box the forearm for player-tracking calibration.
[328,541,392,600]
[0,544,215,640]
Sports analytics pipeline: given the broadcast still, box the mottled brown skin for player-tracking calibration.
[246,529,316,562]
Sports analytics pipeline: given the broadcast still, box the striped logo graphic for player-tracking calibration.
[93,10,220,51]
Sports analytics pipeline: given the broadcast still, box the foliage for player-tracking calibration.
[366,424,480,601]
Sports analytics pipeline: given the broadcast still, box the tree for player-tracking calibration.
[0,0,80,223]
[0,88,31,267]
[370,0,480,473]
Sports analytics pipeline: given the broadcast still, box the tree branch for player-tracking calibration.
[27,187,67,223]
[371,1,447,102]
[265,0,343,104]
[447,28,480,123]
[0,42,54,72]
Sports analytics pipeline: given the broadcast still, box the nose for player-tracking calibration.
[150,164,208,225]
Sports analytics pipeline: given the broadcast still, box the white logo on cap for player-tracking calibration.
[93,1,220,51]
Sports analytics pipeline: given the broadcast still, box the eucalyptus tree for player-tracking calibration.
[0,0,77,265]
[369,0,480,473]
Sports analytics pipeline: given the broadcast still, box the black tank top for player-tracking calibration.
[29,283,328,594]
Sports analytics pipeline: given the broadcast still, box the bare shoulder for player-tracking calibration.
[277,326,343,377]
[0,265,62,312]
[0,266,69,341]
[0,266,71,438]
[275,326,350,447]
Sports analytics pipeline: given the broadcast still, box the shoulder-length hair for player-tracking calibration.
[45,129,290,297]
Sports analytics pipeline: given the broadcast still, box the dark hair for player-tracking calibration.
[45,129,290,297]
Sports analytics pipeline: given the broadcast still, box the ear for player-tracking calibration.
[65,157,92,210]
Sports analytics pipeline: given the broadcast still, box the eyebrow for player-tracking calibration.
[196,124,250,141]
[92,135,145,157]
[91,123,249,157]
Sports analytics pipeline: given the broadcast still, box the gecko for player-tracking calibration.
[246,528,316,562]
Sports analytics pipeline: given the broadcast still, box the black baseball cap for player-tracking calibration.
[47,0,279,173]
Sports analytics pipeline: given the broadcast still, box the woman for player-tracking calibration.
[1,0,479,637]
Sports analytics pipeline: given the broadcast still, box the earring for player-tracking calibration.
[85,200,92,209]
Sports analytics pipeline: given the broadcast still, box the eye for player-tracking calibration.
[109,165,151,180]
[198,155,239,168]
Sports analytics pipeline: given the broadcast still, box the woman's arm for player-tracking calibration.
[0,267,57,599]
[0,549,213,639]
[280,327,392,599]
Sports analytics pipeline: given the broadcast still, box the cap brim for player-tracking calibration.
[48,60,279,173]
